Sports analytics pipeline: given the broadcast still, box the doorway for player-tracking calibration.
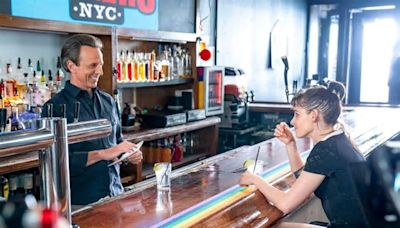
[347,9,399,104]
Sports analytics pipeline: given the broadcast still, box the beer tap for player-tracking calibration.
[60,104,66,118]
[281,56,298,103]
[0,108,6,133]
[74,102,80,123]
[250,90,255,103]
[244,91,249,103]
[281,56,290,103]
[47,103,53,118]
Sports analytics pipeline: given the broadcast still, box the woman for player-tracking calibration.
[239,81,366,227]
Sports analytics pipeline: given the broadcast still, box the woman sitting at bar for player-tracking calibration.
[239,81,366,227]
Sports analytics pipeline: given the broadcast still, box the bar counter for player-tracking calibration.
[72,107,400,227]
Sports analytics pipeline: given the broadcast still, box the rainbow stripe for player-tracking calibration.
[152,152,310,227]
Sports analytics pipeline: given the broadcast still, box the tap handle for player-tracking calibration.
[47,103,53,118]
[0,108,6,132]
[60,104,66,118]
[74,102,80,123]
[293,80,298,94]
[244,91,249,103]
[250,90,255,103]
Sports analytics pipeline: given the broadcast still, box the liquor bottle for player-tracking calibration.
[150,51,156,81]
[177,50,185,78]
[138,52,145,81]
[132,51,139,82]
[39,70,50,104]
[48,69,57,98]
[0,91,3,109]
[161,138,172,162]
[0,79,5,108]
[117,51,123,82]
[8,175,18,200]
[4,117,11,133]
[56,56,64,79]
[31,76,42,108]
[10,107,25,131]
[174,135,183,162]
[171,49,179,79]
[22,173,34,195]
[168,48,176,80]
[33,169,40,199]
[27,59,34,82]
[24,83,32,109]
[5,63,16,98]
[55,69,62,93]
[15,57,24,82]
[144,53,150,81]
[126,51,133,82]
[147,142,155,164]
[160,50,170,80]
[1,176,9,199]
[36,60,41,79]
[32,71,37,86]
[121,51,128,82]
[16,174,25,196]
[16,72,28,101]
[153,60,160,82]
[187,49,192,76]
[40,70,46,87]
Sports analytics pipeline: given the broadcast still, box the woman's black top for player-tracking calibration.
[304,132,366,227]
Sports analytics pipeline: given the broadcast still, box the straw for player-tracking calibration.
[253,146,261,174]
[160,144,176,185]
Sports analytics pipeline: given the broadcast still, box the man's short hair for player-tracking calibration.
[61,34,103,72]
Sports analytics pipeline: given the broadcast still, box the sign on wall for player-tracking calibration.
[9,0,158,30]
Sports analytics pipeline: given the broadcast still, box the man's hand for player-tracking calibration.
[103,141,137,161]
[107,141,143,164]
[125,150,143,164]
[274,122,295,145]
[87,141,143,166]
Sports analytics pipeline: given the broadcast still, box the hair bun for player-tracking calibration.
[327,81,346,101]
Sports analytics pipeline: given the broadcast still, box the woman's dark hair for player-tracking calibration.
[61,34,103,72]
[291,81,346,125]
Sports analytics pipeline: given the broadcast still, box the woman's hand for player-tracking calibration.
[239,170,257,186]
[274,122,295,145]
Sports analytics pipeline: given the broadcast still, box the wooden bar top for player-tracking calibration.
[72,107,400,227]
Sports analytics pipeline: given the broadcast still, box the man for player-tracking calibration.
[42,34,142,205]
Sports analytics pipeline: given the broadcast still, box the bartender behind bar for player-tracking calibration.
[42,34,143,205]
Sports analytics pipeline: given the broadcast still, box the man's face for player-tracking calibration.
[69,46,103,92]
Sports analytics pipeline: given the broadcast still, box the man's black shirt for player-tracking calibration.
[42,81,124,205]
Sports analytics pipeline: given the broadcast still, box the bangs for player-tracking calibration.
[290,90,306,108]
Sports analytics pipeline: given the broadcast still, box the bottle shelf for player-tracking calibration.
[0,151,38,175]
[116,78,193,89]
[123,117,220,142]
